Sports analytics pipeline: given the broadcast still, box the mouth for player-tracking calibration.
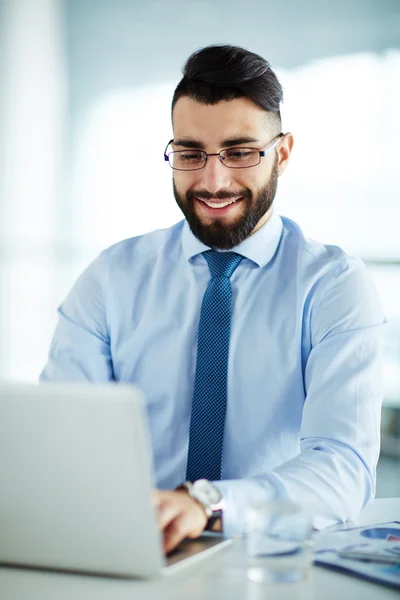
[195,196,244,216]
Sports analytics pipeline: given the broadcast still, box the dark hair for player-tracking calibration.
[172,44,283,128]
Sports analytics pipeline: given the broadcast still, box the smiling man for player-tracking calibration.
[170,96,285,250]
[41,45,385,554]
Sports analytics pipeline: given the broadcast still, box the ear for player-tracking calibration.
[277,133,294,176]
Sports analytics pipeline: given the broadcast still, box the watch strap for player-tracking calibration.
[205,510,223,532]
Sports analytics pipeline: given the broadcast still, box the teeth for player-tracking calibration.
[203,199,239,208]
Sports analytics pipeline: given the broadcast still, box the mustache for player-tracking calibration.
[186,189,249,201]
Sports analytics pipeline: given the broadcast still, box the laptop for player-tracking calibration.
[0,382,231,578]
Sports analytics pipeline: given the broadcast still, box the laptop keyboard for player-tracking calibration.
[166,535,227,567]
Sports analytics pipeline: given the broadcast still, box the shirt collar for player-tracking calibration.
[181,209,283,268]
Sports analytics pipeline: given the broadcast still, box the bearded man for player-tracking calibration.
[41,44,385,554]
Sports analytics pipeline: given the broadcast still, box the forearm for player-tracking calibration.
[214,439,375,537]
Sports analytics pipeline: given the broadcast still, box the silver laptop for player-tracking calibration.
[0,383,231,578]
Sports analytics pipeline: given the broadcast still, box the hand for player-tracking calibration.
[153,488,208,554]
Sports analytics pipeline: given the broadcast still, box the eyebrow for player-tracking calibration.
[173,136,260,149]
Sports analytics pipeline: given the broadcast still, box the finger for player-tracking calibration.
[151,490,161,507]
[163,516,190,554]
[157,497,182,531]
[163,509,206,554]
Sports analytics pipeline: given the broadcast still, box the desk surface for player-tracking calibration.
[1,498,399,600]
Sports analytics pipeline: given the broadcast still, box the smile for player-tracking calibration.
[197,197,242,209]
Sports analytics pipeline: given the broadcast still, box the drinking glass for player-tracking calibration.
[245,500,314,583]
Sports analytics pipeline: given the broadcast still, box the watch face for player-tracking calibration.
[194,479,222,506]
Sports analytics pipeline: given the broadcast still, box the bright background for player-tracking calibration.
[0,0,399,493]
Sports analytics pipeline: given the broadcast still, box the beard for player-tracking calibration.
[173,157,279,250]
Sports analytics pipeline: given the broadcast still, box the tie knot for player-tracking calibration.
[203,250,243,279]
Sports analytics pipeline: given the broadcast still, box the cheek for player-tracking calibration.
[236,163,267,190]
[236,173,260,194]
[248,166,271,190]
[174,172,197,194]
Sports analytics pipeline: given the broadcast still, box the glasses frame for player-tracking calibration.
[164,132,284,171]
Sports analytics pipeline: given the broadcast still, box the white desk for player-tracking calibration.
[1,498,399,600]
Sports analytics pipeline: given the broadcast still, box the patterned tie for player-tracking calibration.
[186,250,243,482]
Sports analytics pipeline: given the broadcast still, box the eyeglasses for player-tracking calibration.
[164,133,284,171]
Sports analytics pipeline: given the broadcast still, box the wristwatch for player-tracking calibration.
[181,479,223,532]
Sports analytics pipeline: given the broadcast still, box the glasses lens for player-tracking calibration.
[170,150,206,170]
[222,148,260,168]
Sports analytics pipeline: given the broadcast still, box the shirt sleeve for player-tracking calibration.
[214,258,386,537]
[40,252,114,382]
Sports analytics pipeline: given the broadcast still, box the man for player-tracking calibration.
[41,45,385,554]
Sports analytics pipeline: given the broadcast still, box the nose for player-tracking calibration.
[198,155,232,194]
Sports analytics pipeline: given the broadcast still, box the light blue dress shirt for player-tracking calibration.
[40,211,385,535]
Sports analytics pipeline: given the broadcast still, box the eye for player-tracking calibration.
[225,148,255,161]
[179,150,204,162]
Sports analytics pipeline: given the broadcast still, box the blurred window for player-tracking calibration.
[2,46,400,390]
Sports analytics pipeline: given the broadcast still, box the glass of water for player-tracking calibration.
[245,500,314,583]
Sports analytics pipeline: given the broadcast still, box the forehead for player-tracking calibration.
[172,96,268,146]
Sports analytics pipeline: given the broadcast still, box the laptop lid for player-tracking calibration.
[0,382,165,578]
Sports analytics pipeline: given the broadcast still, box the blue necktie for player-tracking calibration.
[186,250,243,482]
